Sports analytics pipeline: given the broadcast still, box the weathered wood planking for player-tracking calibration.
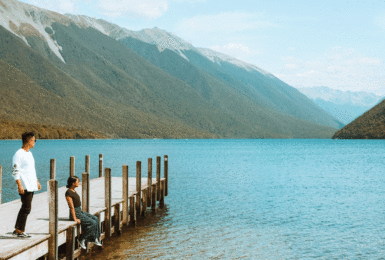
[0,176,163,260]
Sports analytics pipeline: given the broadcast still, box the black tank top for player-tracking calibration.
[65,189,81,208]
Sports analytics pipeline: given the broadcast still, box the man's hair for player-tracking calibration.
[22,132,35,145]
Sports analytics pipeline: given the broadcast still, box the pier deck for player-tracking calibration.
[0,175,165,260]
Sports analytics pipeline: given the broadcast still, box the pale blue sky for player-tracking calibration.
[19,0,385,95]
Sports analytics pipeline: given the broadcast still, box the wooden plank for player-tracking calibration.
[122,165,129,224]
[151,184,157,210]
[69,157,75,177]
[160,180,165,207]
[48,180,58,260]
[156,156,161,201]
[99,154,103,178]
[136,162,141,218]
[114,204,121,236]
[85,155,90,175]
[104,168,112,238]
[164,155,168,196]
[82,172,89,213]
[147,159,152,207]
[141,189,147,216]
[65,226,75,260]
[129,196,135,227]
[50,159,56,180]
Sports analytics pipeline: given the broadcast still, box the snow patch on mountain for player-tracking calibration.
[197,47,271,76]
[0,0,66,62]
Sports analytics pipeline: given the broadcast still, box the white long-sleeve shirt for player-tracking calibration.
[11,148,38,192]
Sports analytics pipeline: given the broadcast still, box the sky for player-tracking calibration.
[18,0,385,95]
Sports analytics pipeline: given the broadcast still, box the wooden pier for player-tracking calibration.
[0,155,168,260]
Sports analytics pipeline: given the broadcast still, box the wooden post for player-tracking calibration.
[66,226,75,260]
[129,196,136,226]
[142,189,147,216]
[0,165,2,204]
[50,159,56,180]
[82,172,90,213]
[105,168,112,238]
[99,154,103,177]
[136,161,142,218]
[147,158,152,207]
[70,156,75,177]
[114,204,121,236]
[156,156,161,201]
[151,183,157,210]
[164,155,168,196]
[122,165,129,224]
[48,179,58,260]
[160,180,165,207]
[85,155,90,174]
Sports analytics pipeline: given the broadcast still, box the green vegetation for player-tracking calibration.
[333,100,385,139]
[0,23,339,139]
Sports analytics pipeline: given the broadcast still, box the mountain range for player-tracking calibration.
[297,87,383,125]
[0,0,343,139]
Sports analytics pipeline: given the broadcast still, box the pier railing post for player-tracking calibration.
[70,156,75,177]
[156,156,161,201]
[160,180,165,207]
[164,155,168,196]
[99,154,103,177]
[105,168,112,238]
[48,179,58,260]
[136,161,142,218]
[50,159,56,180]
[147,158,152,207]
[122,165,129,224]
[85,155,90,174]
[66,226,75,260]
[82,172,90,213]
[129,196,136,226]
[0,165,2,204]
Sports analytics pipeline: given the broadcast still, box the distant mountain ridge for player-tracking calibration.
[0,0,342,138]
[297,87,382,125]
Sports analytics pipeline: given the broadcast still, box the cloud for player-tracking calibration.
[176,12,276,38]
[210,43,260,63]
[28,0,78,13]
[276,46,383,92]
[96,0,168,19]
[25,0,169,19]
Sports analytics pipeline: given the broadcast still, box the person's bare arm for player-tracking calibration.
[15,180,24,194]
[65,196,80,224]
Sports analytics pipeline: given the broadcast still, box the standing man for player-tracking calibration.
[12,132,41,237]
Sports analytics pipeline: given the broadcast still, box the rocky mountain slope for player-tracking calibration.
[0,0,342,138]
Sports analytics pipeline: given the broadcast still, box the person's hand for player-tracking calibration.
[37,182,41,191]
[75,219,81,224]
[18,185,25,195]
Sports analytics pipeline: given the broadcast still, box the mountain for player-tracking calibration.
[297,87,382,125]
[0,0,342,138]
[333,100,385,139]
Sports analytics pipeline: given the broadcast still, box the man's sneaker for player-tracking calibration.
[78,238,86,249]
[12,230,17,236]
[93,238,102,247]
[16,232,31,238]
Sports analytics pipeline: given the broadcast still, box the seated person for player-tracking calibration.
[65,176,102,249]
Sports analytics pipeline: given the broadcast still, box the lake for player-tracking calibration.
[1,139,385,259]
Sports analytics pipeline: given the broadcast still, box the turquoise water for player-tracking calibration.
[1,139,385,259]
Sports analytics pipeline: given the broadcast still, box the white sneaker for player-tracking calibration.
[94,238,102,247]
[78,238,86,249]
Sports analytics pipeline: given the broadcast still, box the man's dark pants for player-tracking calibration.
[15,191,34,232]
